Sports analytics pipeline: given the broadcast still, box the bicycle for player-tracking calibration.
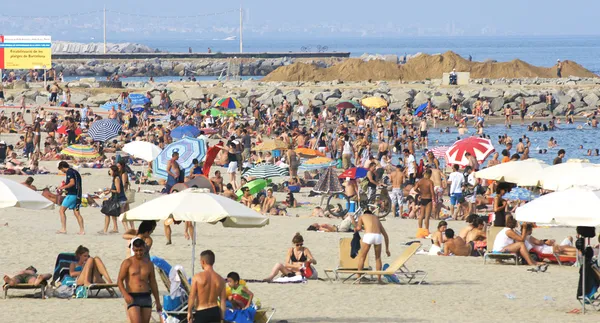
[326,184,391,219]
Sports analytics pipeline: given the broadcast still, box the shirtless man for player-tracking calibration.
[49,82,62,106]
[429,167,446,220]
[355,210,390,283]
[117,239,162,323]
[504,105,512,127]
[210,170,224,193]
[389,165,404,217]
[188,250,226,323]
[261,188,276,214]
[221,183,237,200]
[377,140,389,161]
[414,169,435,232]
[419,118,428,148]
[343,177,358,200]
[439,229,472,257]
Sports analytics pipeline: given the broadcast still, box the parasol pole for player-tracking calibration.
[191,222,197,274]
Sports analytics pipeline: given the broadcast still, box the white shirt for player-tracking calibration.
[342,141,352,155]
[493,228,514,252]
[467,173,476,186]
[406,154,416,174]
[448,171,464,194]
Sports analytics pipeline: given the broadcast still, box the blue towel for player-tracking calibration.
[224,302,256,323]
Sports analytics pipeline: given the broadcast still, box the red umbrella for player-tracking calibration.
[429,146,449,159]
[445,137,495,167]
[56,125,82,136]
[338,167,368,180]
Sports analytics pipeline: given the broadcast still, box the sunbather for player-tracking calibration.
[458,214,479,240]
[3,266,51,286]
[492,216,545,266]
[307,213,356,232]
[264,233,317,281]
[523,224,577,257]
[431,221,448,248]
[68,245,114,287]
[438,229,475,257]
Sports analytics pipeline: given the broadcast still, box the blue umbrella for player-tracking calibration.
[152,137,206,179]
[129,93,151,107]
[503,187,537,202]
[99,101,121,111]
[171,125,200,140]
[414,102,428,116]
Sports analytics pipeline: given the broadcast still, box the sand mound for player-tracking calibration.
[263,51,597,82]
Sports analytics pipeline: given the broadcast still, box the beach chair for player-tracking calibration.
[530,249,576,266]
[154,267,188,321]
[483,226,519,265]
[3,280,47,299]
[51,252,77,286]
[85,283,118,298]
[323,237,371,282]
[255,305,277,323]
[334,243,427,285]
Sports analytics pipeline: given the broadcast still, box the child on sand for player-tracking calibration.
[226,272,254,310]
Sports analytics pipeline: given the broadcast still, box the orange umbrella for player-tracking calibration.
[295,148,325,158]
[254,140,288,152]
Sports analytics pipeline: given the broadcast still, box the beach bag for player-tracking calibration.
[125,189,136,203]
[101,196,121,217]
[54,284,75,299]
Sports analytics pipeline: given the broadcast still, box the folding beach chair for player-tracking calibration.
[51,253,77,286]
[483,226,519,265]
[3,280,47,299]
[324,237,371,282]
[334,243,427,285]
[85,283,118,298]
[152,266,189,322]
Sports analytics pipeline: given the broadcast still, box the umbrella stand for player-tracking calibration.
[192,222,197,275]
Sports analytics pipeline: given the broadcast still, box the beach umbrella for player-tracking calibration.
[200,108,225,117]
[99,101,120,111]
[336,100,360,110]
[474,159,547,187]
[171,125,200,140]
[242,164,289,179]
[445,136,495,167]
[235,178,271,199]
[60,144,100,159]
[361,96,388,109]
[56,125,82,136]
[215,97,242,110]
[152,137,206,179]
[88,119,122,142]
[128,93,151,107]
[123,141,162,162]
[538,162,600,191]
[338,167,368,180]
[299,157,337,171]
[429,146,449,159]
[313,167,343,194]
[295,147,325,158]
[502,187,537,202]
[0,177,54,210]
[254,140,289,152]
[119,188,269,273]
[414,102,428,117]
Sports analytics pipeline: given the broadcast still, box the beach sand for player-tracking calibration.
[0,131,591,323]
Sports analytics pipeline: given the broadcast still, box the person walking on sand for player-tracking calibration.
[414,169,435,232]
[57,161,85,235]
[188,250,226,323]
[355,210,390,283]
[390,165,404,218]
[117,239,162,323]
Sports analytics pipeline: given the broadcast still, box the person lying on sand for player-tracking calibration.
[3,266,51,286]
[307,213,356,232]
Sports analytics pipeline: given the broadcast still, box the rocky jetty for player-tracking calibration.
[52,41,156,54]
[3,77,600,117]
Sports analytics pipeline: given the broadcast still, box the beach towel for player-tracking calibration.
[168,265,187,298]
[273,275,305,283]
[224,303,257,323]
[351,232,361,259]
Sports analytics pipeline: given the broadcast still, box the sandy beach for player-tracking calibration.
[0,124,589,323]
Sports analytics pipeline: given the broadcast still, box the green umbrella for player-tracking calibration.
[235,178,272,199]
[201,108,238,118]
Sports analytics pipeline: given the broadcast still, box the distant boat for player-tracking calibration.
[223,36,236,41]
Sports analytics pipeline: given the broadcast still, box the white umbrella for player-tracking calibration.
[123,141,162,162]
[475,160,547,187]
[0,177,54,210]
[515,187,600,226]
[119,188,269,272]
[538,162,600,191]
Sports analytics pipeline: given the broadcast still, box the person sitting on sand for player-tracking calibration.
[431,221,448,248]
[283,192,297,208]
[458,214,478,240]
[438,229,474,257]
[68,245,114,288]
[21,177,37,190]
[222,183,238,200]
[240,187,253,208]
[493,216,546,267]
[226,272,254,310]
[261,188,276,214]
[3,266,51,287]
[264,233,317,281]
[210,170,224,193]
[465,217,487,244]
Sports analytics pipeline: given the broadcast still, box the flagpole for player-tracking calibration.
[103,6,107,54]
[239,4,243,53]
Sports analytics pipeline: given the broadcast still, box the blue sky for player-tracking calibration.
[3,0,600,36]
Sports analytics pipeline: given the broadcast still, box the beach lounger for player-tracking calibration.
[483,226,519,265]
[154,267,188,321]
[3,280,47,299]
[333,243,427,285]
[255,306,277,323]
[530,249,576,266]
[85,283,118,298]
[323,237,371,282]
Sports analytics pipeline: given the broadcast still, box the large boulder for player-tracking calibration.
[87,93,117,105]
[552,104,567,116]
[490,97,505,112]
[70,92,89,104]
[413,91,431,106]
[341,89,364,100]
[566,89,583,102]
[555,94,572,105]
[324,89,342,100]
[463,90,480,99]
[479,89,503,99]
[431,95,450,110]
[13,80,29,90]
[583,93,599,107]
[503,89,522,102]
[75,66,94,76]
[184,87,205,100]
[22,90,40,100]
[284,89,300,103]
[389,88,414,104]
[528,102,548,116]
[169,90,188,103]
[257,88,282,102]
[35,95,49,105]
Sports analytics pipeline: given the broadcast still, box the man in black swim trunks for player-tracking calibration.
[118,239,162,323]
[414,169,435,233]
[188,250,226,323]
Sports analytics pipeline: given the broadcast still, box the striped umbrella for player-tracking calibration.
[152,137,206,179]
[299,157,337,171]
[88,119,122,142]
[215,97,242,110]
[60,144,100,159]
[313,167,343,194]
[429,146,449,159]
[242,164,289,179]
[445,137,495,167]
[171,125,200,140]
[201,108,238,117]
[99,101,121,111]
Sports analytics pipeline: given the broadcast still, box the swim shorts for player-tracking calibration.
[449,193,462,206]
[389,188,403,205]
[127,292,152,309]
[61,195,81,210]
[419,198,432,206]
[194,306,221,323]
[362,233,384,245]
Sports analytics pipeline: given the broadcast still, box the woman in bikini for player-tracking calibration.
[264,233,317,281]
[68,245,114,288]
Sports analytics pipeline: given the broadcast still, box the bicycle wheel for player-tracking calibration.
[368,194,391,219]
[326,192,350,217]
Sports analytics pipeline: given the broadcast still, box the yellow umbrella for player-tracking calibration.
[254,140,289,152]
[361,96,388,109]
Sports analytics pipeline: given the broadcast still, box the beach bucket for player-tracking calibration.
[349,201,356,213]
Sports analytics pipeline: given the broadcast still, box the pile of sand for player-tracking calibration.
[262,51,597,82]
